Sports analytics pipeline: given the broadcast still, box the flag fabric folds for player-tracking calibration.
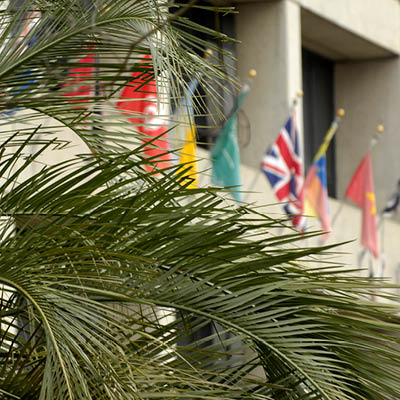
[261,112,305,229]
[170,78,199,188]
[117,55,171,171]
[211,84,249,202]
[2,11,39,116]
[17,11,40,50]
[303,121,338,240]
[345,151,379,258]
[304,156,330,239]
[62,53,95,102]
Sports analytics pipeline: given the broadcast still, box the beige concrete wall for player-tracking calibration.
[198,146,400,293]
[236,0,303,170]
[3,0,400,301]
[297,0,400,55]
[335,57,400,209]
[0,110,89,186]
[233,0,400,292]
[4,109,400,299]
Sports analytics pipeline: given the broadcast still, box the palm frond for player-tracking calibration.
[0,130,399,398]
[1,1,400,399]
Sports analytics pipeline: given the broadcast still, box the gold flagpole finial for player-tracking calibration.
[370,124,384,149]
[248,69,257,79]
[203,48,213,59]
[292,90,304,108]
[337,108,345,118]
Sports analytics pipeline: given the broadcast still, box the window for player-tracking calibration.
[302,48,336,197]
[172,1,236,148]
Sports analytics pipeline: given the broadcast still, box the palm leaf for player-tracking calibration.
[1,1,400,400]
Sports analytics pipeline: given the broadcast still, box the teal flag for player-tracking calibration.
[211,85,249,202]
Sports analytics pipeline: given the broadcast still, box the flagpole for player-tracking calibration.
[317,108,346,228]
[372,175,393,278]
[231,68,257,117]
[290,90,303,115]
[304,108,346,246]
[203,55,250,188]
[370,124,385,149]
[313,108,345,163]
[243,90,303,203]
[356,183,389,279]
[210,68,255,202]
[375,178,400,274]
[331,124,384,229]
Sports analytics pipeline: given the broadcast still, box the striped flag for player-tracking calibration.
[304,155,329,239]
[304,120,338,240]
[261,112,305,229]
[170,78,200,188]
[2,10,40,115]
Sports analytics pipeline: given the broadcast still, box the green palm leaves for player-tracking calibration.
[1,1,400,399]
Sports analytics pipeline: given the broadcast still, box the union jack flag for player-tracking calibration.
[261,112,305,230]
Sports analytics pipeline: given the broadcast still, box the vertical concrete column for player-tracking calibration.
[236,0,302,170]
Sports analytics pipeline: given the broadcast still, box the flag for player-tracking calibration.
[304,156,330,238]
[261,112,305,229]
[1,11,39,116]
[16,11,40,50]
[170,79,199,188]
[62,52,95,105]
[211,84,249,202]
[383,180,400,215]
[117,55,171,171]
[303,121,338,240]
[345,151,379,258]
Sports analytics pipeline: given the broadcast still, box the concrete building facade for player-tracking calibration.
[5,0,400,294]
[227,0,400,287]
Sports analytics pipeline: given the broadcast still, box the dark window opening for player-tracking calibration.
[302,48,336,197]
[171,1,236,149]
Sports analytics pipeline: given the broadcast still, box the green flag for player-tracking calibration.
[211,85,249,202]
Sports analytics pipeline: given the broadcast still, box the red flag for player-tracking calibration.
[62,53,95,104]
[345,151,379,258]
[117,55,171,171]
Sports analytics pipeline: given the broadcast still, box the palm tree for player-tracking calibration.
[1,1,400,399]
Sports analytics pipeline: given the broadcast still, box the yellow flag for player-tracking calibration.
[178,121,197,188]
[171,79,199,188]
